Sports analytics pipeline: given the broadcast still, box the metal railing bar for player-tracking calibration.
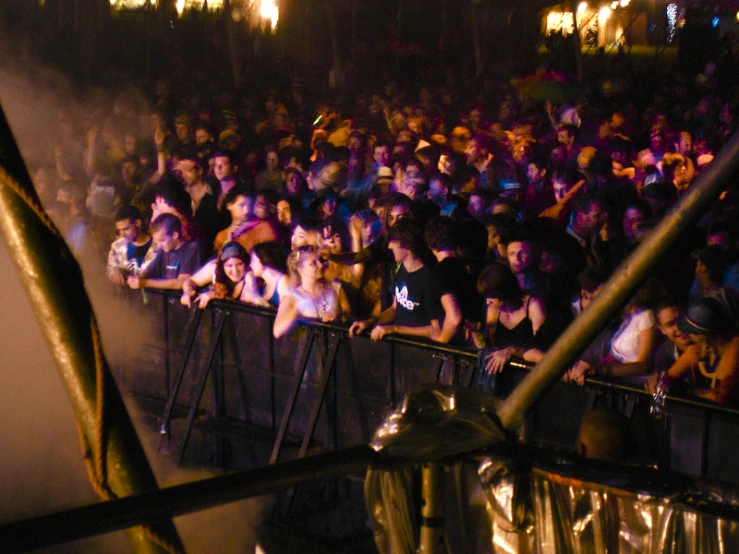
[0,445,378,553]
[142,289,739,420]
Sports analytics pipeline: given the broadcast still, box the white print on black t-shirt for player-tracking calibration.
[395,285,419,311]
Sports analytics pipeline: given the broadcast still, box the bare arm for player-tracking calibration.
[428,293,463,344]
[697,337,739,405]
[153,126,167,184]
[273,294,299,338]
[349,215,366,286]
[337,286,353,321]
[348,300,396,337]
[181,260,217,306]
[83,126,97,179]
[130,274,192,291]
[54,146,73,183]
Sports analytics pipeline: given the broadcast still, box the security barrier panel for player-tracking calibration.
[123,289,739,484]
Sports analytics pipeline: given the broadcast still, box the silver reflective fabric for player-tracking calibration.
[479,465,739,553]
[365,386,739,554]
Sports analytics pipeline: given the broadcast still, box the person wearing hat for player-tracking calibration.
[646,289,739,406]
[181,241,250,309]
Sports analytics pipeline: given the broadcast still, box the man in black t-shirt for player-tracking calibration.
[128,213,201,291]
[425,216,484,344]
[348,219,439,341]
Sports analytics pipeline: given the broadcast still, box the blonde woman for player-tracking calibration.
[273,246,351,338]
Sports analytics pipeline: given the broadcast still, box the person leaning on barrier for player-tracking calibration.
[243,241,289,308]
[348,218,439,342]
[181,242,250,309]
[423,216,483,345]
[273,246,350,339]
[645,289,739,406]
[128,213,201,291]
[651,299,695,374]
[565,276,662,385]
[474,263,547,374]
[106,206,155,286]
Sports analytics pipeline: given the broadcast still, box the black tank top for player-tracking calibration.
[495,297,534,349]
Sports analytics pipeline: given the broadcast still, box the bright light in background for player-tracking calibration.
[109,0,225,14]
[619,0,630,7]
[577,2,588,15]
[667,3,678,42]
[599,6,611,22]
[109,0,151,8]
[546,12,575,35]
[259,0,279,28]
[611,1,618,8]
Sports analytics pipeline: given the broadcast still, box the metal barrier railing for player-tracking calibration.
[3,434,739,553]
[128,288,739,484]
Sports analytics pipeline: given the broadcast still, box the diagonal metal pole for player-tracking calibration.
[498,130,739,431]
[0,103,184,554]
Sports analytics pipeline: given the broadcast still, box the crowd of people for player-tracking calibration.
[32,54,739,408]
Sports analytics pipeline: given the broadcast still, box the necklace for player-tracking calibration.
[299,284,327,319]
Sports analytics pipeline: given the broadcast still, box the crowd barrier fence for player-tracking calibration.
[122,288,739,485]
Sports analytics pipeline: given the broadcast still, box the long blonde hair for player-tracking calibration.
[287,245,319,288]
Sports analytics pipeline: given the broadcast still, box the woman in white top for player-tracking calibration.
[566,278,662,384]
[273,246,351,338]
[181,242,249,308]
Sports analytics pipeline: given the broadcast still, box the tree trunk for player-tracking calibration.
[224,0,243,88]
[439,0,448,76]
[327,0,344,90]
[569,0,584,82]
[471,1,482,79]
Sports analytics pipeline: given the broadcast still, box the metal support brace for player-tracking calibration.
[176,308,228,464]
[298,332,342,458]
[159,308,204,445]
[432,353,448,384]
[270,329,317,464]
[418,463,445,554]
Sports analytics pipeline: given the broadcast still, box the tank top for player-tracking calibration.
[494,297,534,349]
[285,283,339,320]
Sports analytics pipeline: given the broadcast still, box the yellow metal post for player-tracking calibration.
[0,104,184,554]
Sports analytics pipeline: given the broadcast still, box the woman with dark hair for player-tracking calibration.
[476,263,547,373]
[284,167,309,198]
[243,241,289,308]
[181,242,250,308]
[276,195,305,230]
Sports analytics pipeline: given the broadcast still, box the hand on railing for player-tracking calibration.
[646,372,670,416]
[563,361,594,386]
[485,347,516,374]
[370,324,396,341]
[348,317,376,338]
